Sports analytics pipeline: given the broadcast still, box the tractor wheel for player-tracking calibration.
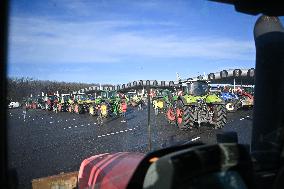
[176,100,194,130]
[166,107,176,125]
[225,102,237,113]
[212,104,227,129]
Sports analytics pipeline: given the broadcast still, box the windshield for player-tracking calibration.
[7,1,260,188]
[186,82,209,96]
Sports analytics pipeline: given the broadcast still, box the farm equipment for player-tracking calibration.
[220,92,241,112]
[166,79,227,130]
[71,94,96,114]
[56,94,71,112]
[236,87,254,108]
[89,90,127,118]
[152,89,174,115]
[44,95,57,111]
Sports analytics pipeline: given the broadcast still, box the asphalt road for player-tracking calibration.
[7,106,253,188]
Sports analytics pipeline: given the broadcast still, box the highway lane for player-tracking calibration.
[7,107,253,188]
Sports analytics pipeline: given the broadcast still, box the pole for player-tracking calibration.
[147,86,152,151]
[233,78,236,91]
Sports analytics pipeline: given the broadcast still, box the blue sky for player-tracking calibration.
[8,0,259,84]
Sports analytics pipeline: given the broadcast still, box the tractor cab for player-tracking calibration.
[182,80,209,97]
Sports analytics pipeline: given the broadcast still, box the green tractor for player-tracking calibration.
[56,94,71,112]
[72,94,96,114]
[89,90,126,118]
[166,79,227,130]
[152,89,174,115]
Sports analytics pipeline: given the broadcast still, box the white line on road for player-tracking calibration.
[107,134,110,136]
[68,126,71,129]
[191,137,200,141]
[50,122,53,124]
[75,126,77,128]
[102,135,106,137]
[120,131,124,133]
[129,129,132,131]
[124,130,128,132]
[73,119,76,120]
[111,133,115,135]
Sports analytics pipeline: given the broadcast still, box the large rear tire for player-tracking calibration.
[212,104,227,129]
[176,100,194,130]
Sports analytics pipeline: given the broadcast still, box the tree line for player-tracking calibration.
[7,77,114,102]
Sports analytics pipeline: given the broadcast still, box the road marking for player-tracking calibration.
[240,118,245,120]
[42,118,44,119]
[88,123,90,126]
[191,137,200,141]
[50,122,53,124]
[68,126,71,129]
[97,127,138,138]
[75,126,77,128]
[94,123,97,125]
[73,118,76,120]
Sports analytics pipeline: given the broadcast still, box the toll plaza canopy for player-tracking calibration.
[207,68,255,85]
[73,68,255,94]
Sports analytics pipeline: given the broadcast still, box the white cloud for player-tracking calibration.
[8,16,255,64]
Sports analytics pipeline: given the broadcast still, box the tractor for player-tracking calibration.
[235,87,254,109]
[89,90,126,118]
[220,91,241,112]
[71,93,95,114]
[44,95,57,111]
[166,78,227,130]
[57,94,71,112]
[152,89,174,115]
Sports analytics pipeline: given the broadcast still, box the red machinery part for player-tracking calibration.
[78,152,144,189]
